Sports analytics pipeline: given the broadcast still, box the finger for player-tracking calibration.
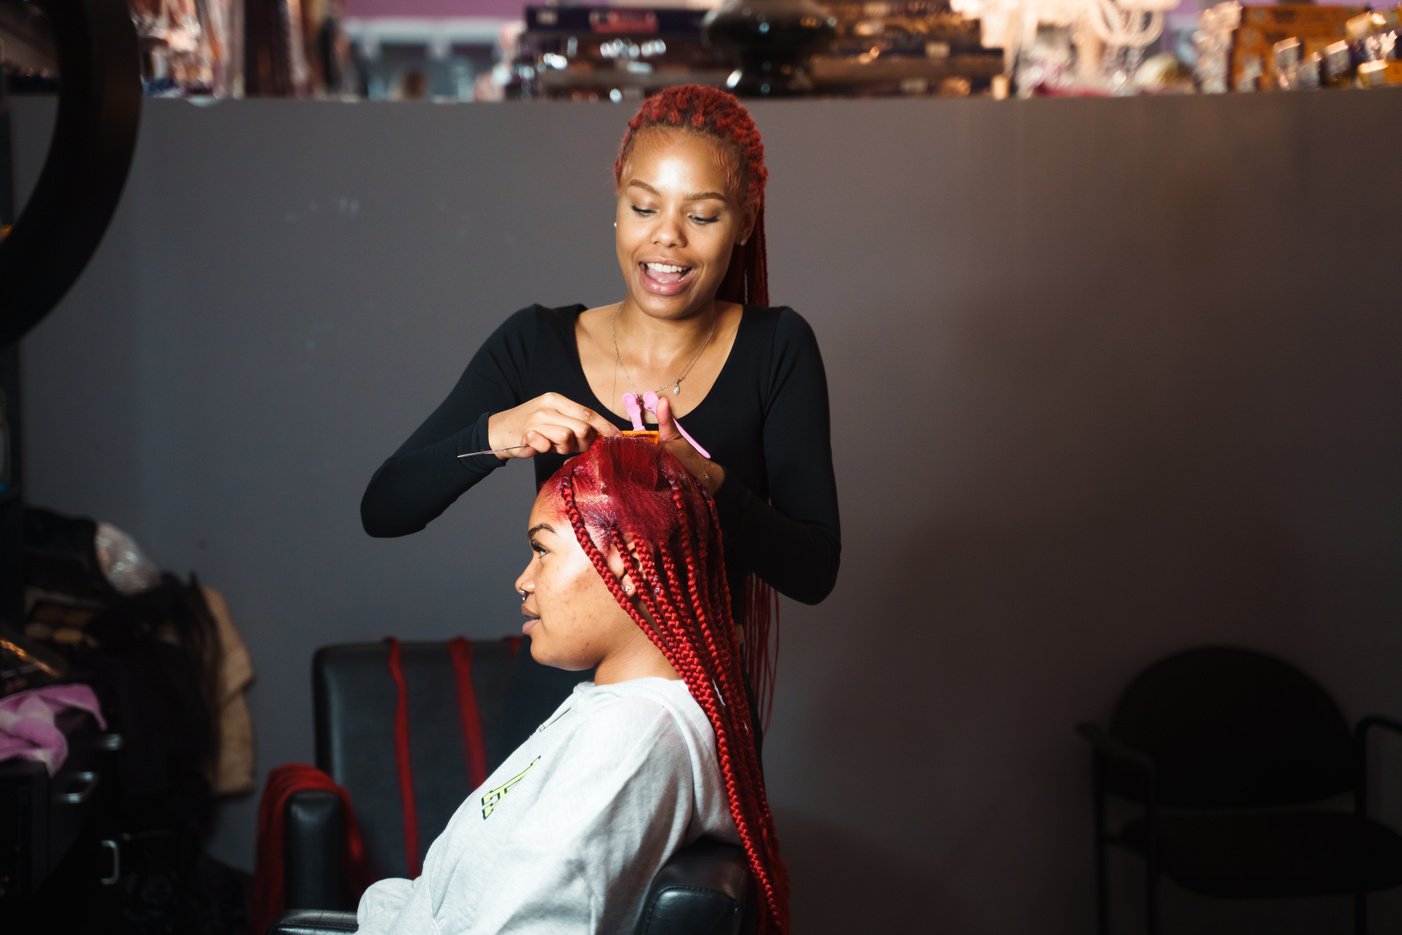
[531,422,597,455]
[522,430,554,456]
[592,413,622,437]
[653,396,683,443]
[659,437,717,491]
[660,437,720,491]
[660,436,696,468]
[569,403,621,438]
[536,413,606,452]
[543,394,621,438]
[560,409,618,442]
[575,408,620,438]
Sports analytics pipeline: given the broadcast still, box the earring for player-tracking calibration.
[623,581,634,595]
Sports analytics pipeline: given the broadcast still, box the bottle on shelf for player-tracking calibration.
[1357,59,1389,87]
[1297,51,1323,89]
[1271,37,1303,90]
[1322,39,1356,88]
[1235,53,1263,92]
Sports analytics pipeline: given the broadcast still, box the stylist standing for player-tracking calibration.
[361,85,839,740]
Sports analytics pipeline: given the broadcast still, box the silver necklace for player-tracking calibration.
[611,306,717,398]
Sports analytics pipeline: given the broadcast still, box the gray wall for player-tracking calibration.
[13,93,1402,933]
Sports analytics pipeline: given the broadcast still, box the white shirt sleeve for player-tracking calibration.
[354,877,419,935]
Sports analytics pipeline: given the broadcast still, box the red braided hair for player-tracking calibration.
[545,437,790,934]
[614,84,780,725]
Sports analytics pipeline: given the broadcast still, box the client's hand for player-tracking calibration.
[489,392,619,459]
[654,396,724,495]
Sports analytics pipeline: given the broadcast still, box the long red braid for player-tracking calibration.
[614,84,780,726]
[547,437,789,934]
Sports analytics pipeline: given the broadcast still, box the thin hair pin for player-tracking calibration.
[456,445,533,459]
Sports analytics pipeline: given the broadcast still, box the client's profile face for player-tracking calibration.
[514,491,638,672]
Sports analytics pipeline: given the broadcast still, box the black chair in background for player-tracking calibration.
[1076,645,1402,935]
[266,640,753,935]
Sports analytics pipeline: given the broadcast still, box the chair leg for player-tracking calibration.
[1093,838,1109,935]
[1144,867,1158,935]
[1089,769,1110,935]
[1354,892,1366,935]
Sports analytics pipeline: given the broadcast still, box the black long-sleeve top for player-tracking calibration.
[361,304,840,606]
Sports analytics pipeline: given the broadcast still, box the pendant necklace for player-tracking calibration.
[611,305,717,400]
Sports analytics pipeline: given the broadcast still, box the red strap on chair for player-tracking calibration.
[251,762,369,935]
[386,637,422,878]
[385,637,500,877]
[448,638,489,788]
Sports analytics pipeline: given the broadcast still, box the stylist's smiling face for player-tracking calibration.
[514,492,634,672]
[615,129,752,321]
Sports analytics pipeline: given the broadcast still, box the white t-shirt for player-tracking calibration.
[355,677,738,935]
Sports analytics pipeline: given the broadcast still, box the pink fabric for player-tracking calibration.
[0,684,106,776]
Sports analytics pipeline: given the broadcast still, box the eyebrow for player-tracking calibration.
[527,523,555,540]
[626,179,730,203]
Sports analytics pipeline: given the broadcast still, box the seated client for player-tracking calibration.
[355,436,789,934]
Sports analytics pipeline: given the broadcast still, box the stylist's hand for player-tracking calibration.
[654,396,724,495]
[488,393,619,459]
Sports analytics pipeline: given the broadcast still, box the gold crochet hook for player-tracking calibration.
[456,445,533,459]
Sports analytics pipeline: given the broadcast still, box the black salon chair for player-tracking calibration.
[265,640,753,935]
[1076,645,1402,935]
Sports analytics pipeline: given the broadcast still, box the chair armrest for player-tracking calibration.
[1354,715,1402,818]
[284,788,353,910]
[1075,721,1158,810]
[268,909,359,935]
[636,838,753,935]
[1357,715,1402,741]
[1075,723,1155,775]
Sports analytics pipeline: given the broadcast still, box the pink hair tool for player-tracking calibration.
[622,392,647,431]
[642,390,710,459]
[620,393,660,442]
